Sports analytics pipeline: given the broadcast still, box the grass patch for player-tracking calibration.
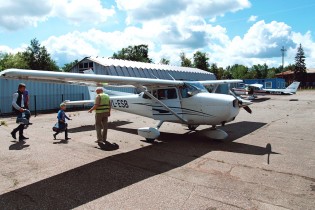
[1,120,8,126]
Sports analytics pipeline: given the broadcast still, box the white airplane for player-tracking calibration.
[263,81,300,95]
[0,68,252,141]
[232,83,265,98]
[233,81,300,98]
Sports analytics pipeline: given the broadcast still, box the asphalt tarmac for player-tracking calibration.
[0,90,314,209]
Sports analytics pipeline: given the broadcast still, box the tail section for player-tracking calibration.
[286,81,300,93]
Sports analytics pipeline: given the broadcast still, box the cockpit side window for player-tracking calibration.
[179,85,190,98]
[180,82,208,98]
[149,88,178,100]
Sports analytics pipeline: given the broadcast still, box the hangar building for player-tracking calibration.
[69,57,216,81]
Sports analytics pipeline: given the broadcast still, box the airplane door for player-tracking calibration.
[151,88,182,121]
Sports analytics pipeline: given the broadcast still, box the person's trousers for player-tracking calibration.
[12,124,24,137]
[55,122,68,139]
[95,113,108,141]
[54,128,68,139]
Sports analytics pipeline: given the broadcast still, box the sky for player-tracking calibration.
[1,0,315,69]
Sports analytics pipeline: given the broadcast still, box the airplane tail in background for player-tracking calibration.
[286,81,300,93]
[84,69,135,100]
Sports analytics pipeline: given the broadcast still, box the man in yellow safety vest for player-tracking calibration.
[88,87,111,143]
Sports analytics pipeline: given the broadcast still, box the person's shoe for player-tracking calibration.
[11,131,16,139]
[28,122,33,125]
[19,136,29,141]
[53,134,57,139]
[65,137,71,140]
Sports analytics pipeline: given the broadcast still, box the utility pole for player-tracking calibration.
[281,46,287,71]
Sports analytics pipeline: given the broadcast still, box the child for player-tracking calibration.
[53,103,71,140]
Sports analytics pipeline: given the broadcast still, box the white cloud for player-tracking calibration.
[116,0,251,24]
[0,0,115,31]
[227,20,294,58]
[0,45,27,54]
[51,0,115,25]
[291,31,315,67]
[0,0,52,30]
[41,19,314,68]
[41,27,159,66]
[248,15,258,22]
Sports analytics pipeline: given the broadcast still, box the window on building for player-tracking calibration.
[265,81,272,89]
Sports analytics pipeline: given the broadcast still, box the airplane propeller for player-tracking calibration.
[229,90,252,114]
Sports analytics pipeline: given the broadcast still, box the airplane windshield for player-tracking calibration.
[181,82,208,97]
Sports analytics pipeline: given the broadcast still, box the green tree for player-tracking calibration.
[283,64,295,72]
[0,52,29,71]
[179,52,192,67]
[23,38,59,71]
[250,63,268,79]
[159,57,170,65]
[294,43,306,81]
[209,63,219,78]
[61,59,79,72]
[112,44,152,63]
[193,51,209,71]
[266,67,277,78]
[229,64,248,79]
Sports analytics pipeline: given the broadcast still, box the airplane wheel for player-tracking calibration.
[146,138,155,143]
[188,125,199,131]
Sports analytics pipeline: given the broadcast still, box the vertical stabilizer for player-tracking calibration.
[286,81,300,93]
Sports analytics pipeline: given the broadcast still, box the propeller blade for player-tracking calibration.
[229,90,252,114]
[243,106,252,114]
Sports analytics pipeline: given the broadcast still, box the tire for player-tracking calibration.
[146,138,155,143]
[188,125,199,131]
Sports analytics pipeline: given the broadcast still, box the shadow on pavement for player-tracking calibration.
[0,121,278,209]
[9,141,30,150]
[251,97,271,103]
[68,120,132,133]
[96,141,119,151]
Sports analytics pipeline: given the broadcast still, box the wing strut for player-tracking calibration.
[136,85,188,124]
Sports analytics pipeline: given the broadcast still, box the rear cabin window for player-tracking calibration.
[151,88,177,100]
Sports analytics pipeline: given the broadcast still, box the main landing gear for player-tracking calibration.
[188,124,199,131]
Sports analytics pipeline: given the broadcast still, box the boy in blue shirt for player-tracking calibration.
[53,103,71,140]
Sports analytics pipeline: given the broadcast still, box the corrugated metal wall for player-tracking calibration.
[71,58,216,81]
[0,78,90,114]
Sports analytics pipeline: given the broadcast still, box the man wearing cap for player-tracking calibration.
[88,87,111,143]
[11,83,31,141]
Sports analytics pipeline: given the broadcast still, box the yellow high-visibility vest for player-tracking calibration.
[95,93,110,114]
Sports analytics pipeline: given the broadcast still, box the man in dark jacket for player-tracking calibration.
[11,83,31,141]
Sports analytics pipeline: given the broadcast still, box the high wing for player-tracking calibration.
[0,69,242,87]
[247,84,263,89]
[199,79,242,86]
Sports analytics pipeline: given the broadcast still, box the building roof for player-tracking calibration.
[276,70,294,76]
[276,68,315,76]
[86,57,212,75]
